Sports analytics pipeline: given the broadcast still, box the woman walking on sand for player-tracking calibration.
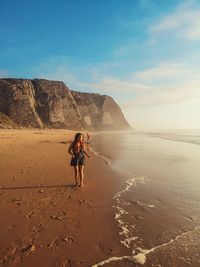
[68,133,90,188]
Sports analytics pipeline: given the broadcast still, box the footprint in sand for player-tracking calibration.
[10,198,27,206]
[50,211,73,222]
[47,238,60,249]
[77,199,91,206]
[10,198,21,202]
[77,200,85,206]
[38,189,45,193]
[25,210,35,219]
[1,241,35,265]
[32,224,43,233]
[20,244,35,256]
[62,236,74,243]
[187,216,195,221]
[61,259,84,266]
[48,236,74,250]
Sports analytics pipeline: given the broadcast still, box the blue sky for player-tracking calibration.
[1,0,200,129]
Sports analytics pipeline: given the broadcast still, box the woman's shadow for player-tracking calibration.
[1,184,76,190]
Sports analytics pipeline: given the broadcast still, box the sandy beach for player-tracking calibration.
[0,130,129,267]
[1,130,200,267]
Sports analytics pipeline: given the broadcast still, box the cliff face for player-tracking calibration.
[32,79,82,129]
[71,91,130,130]
[0,78,131,130]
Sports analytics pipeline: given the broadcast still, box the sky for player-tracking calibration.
[0,0,200,130]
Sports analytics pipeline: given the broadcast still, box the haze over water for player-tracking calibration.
[92,129,200,266]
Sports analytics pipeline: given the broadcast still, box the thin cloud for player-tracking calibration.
[150,2,200,40]
[78,62,200,108]
[30,56,200,110]
[121,80,200,107]
[79,77,154,94]
[31,55,122,91]
[133,63,190,81]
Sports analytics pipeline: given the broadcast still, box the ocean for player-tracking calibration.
[91,129,200,266]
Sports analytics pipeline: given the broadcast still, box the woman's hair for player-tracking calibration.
[74,132,83,143]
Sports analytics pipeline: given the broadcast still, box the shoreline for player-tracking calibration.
[91,131,200,267]
[0,130,129,266]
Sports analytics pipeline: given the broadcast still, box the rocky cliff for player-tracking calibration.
[0,78,131,130]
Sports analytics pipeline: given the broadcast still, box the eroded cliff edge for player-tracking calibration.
[0,78,131,130]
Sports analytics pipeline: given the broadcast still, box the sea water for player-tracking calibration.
[91,129,200,266]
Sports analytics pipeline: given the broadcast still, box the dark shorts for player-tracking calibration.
[70,153,85,166]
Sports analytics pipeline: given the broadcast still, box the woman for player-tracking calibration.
[68,133,90,188]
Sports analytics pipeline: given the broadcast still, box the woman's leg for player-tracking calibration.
[74,166,79,187]
[78,165,84,187]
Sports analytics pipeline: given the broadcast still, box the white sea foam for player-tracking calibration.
[113,176,148,249]
[91,252,149,267]
[146,130,200,146]
[89,147,112,165]
[91,256,132,267]
[91,225,200,266]
[147,204,155,208]
[133,200,155,208]
[89,147,156,266]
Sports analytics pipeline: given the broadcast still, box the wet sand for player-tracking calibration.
[0,130,129,267]
[91,131,200,267]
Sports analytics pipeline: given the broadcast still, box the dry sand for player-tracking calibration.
[0,129,129,267]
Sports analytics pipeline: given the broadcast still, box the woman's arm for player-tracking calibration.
[68,142,74,156]
[82,143,90,158]
[83,150,90,158]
